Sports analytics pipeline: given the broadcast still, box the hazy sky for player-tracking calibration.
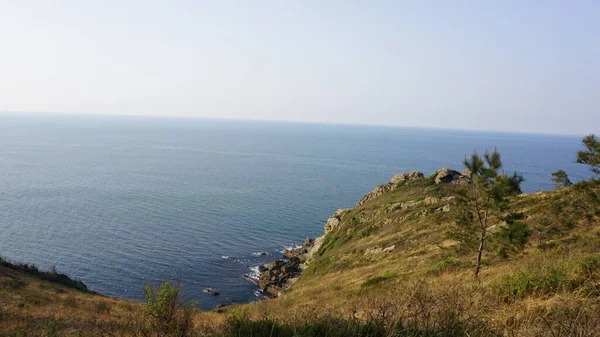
[1,1,599,134]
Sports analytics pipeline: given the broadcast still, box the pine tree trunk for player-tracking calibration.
[474,229,485,277]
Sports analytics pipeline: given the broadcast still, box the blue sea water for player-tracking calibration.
[0,114,592,309]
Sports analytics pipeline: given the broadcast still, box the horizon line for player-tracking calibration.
[0,110,588,138]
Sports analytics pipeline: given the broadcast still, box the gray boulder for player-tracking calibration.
[434,168,462,184]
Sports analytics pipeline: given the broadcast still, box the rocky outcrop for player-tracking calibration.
[257,237,315,297]
[356,171,424,207]
[434,168,461,184]
[283,237,313,263]
[434,168,470,185]
[324,209,350,234]
[257,258,302,297]
[307,236,324,261]
[203,288,220,296]
[390,171,425,184]
[365,245,396,255]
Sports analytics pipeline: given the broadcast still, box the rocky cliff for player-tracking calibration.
[257,168,472,297]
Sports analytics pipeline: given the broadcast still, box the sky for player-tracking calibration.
[0,1,599,135]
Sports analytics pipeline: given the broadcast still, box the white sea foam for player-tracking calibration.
[280,244,302,253]
[248,266,260,280]
[221,255,229,259]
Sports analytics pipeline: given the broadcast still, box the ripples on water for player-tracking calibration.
[0,114,591,309]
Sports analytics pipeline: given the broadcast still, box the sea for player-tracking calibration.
[0,113,592,309]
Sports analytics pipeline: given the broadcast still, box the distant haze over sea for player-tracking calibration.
[0,114,592,309]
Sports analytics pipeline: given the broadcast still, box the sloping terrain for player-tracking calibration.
[239,171,600,336]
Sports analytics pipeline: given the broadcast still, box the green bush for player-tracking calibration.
[579,254,600,276]
[143,281,195,335]
[500,266,571,300]
[225,316,387,337]
[501,221,529,246]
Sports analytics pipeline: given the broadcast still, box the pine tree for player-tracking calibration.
[551,169,572,190]
[576,134,600,176]
[458,149,524,277]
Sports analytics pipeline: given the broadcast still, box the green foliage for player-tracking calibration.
[225,315,387,337]
[500,254,600,301]
[0,259,90,292]
[579,254,600,276]
[500,221,529,247]
[361,271,398,287]
[500,266,571,301]
[143,281,195,335]
[551,169,573,189]
[457,148,523,276]
[425,258,463,276]
[576,134,600,175]
[224,314,495,337]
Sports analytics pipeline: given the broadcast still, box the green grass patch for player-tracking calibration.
[500,266,572,301]
[424,258,463,276]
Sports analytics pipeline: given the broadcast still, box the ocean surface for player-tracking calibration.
[0,114,592,309]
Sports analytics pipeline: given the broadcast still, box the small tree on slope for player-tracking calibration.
[458,149,524,277]
[551,169,573,190]
[576,134,600,176]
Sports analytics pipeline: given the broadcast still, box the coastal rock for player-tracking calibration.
[356,184,393,207]
[356,171,424,207]
[203,288,220,296]
[258,237,319,297]
[282,237,314,262]
[307,235,324,261]
[390,171,424,184]
[258,256,303,297]
[434,168,462,184]
[324,209,349,234]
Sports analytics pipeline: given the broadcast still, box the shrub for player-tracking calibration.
[579,254,600,276]
[500,266,571,300]
[500,221,529,247]
[143,281,195,335]
[224,315,388,337]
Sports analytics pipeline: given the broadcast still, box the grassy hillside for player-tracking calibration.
[1,173,600,336]
[229,174,600,336]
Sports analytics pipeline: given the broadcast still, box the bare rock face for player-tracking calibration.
[434,168,462,184]
[356,171,424,207]
[365,245,396,255]
[390,171,425,184]
[307,236,324,261]
[324,209,349,234]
